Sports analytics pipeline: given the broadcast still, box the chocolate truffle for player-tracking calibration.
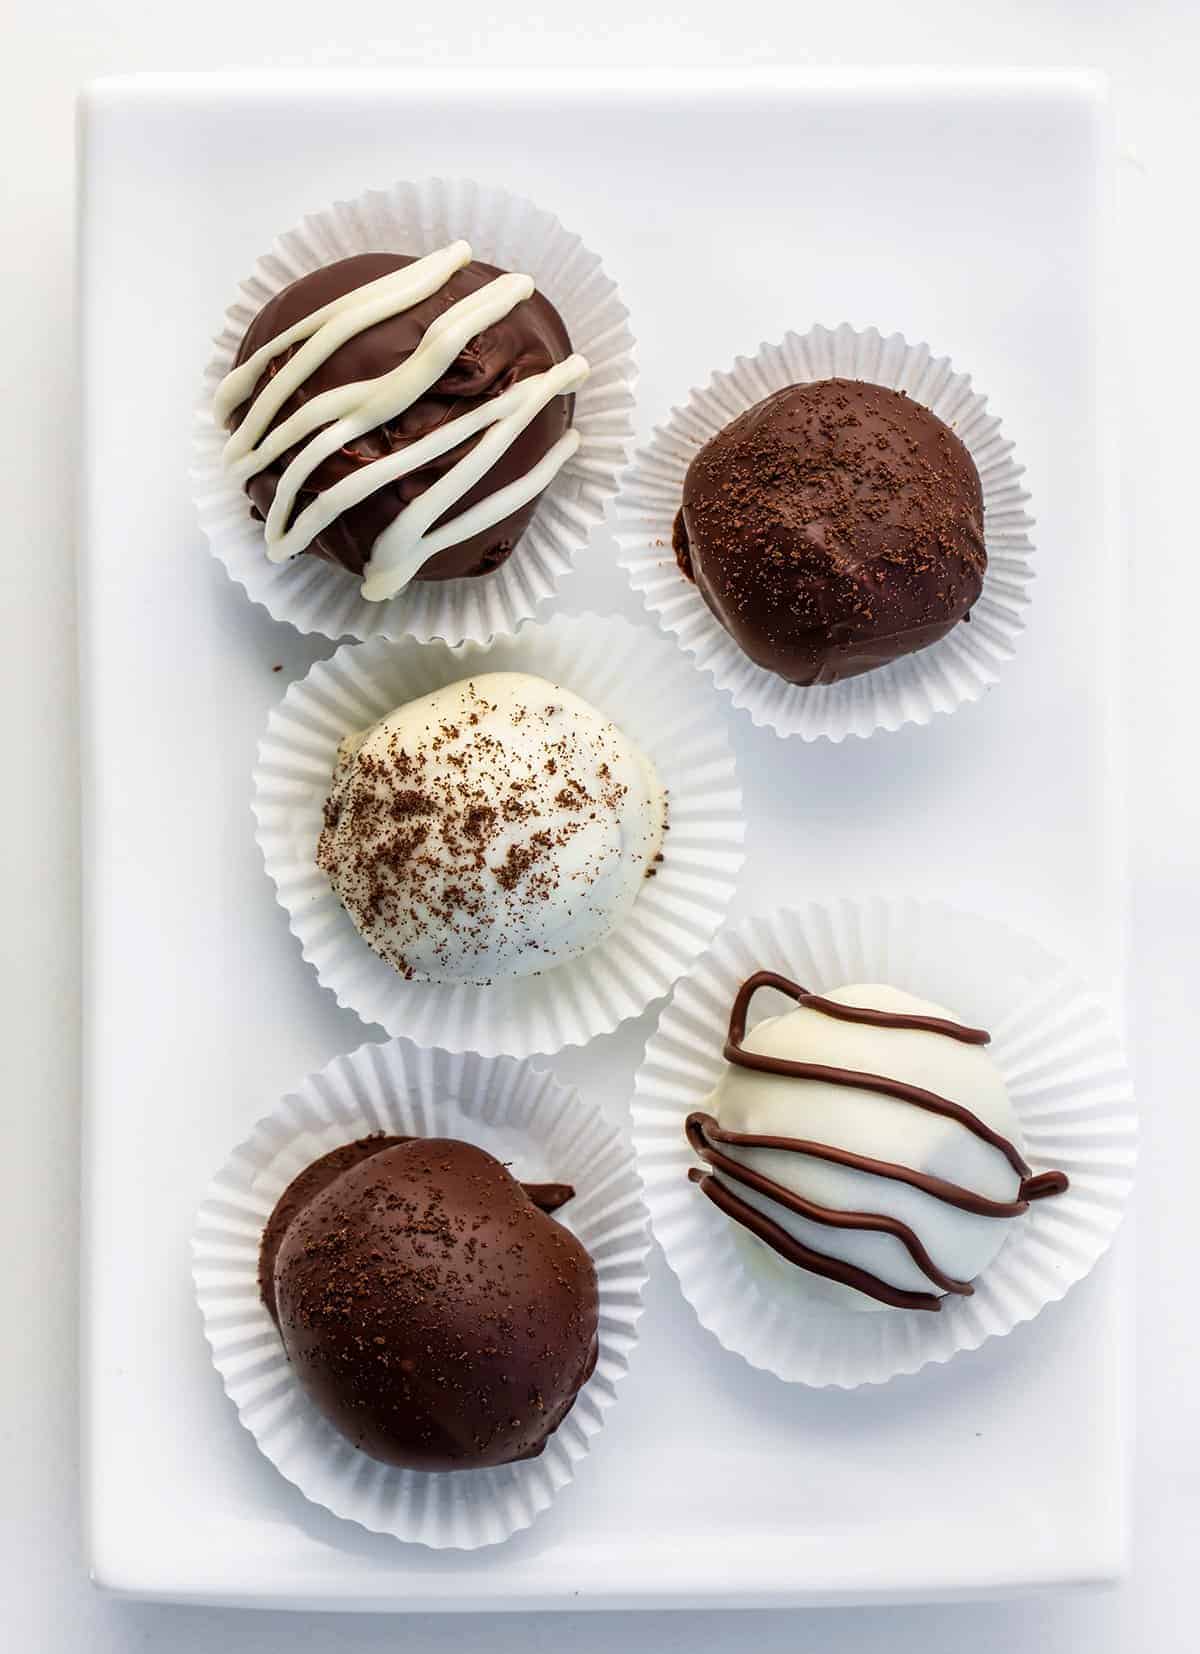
[686,974,1067,1312]
[317,671,667,984]
[673,379,986,685]
[260,1135,598,1471]
[214,242,587,601]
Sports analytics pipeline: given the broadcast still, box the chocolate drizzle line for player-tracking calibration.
[689,1167,945,1313]
[686,971,1070,1312]
[1020,1170,1070,1202]
[687,1115,1032,1219]
[725,972,1029,1179]
[733,975,993,1047]
[684,1115,973,1299]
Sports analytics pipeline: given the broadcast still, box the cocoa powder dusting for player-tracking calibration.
[260,1136,598,1471]
[316,676,665,981]
[675,378,985,686]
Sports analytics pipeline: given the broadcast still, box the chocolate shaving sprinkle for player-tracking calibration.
[316,675,666,982]
[673,378,985,686]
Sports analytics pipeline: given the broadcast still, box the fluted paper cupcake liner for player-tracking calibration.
[193,178,636,643]
[253,613,745,1055]
[633,899,1136,1386]
[192,1038,650,1548]
[615,324,1033,741]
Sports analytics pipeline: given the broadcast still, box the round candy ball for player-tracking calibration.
[673,378,986,686]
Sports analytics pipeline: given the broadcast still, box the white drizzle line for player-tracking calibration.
[213,240,588,602]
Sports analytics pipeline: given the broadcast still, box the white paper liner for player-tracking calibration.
[253,613,745,1056]
[192,178,636,643]
[633,899,1136,1387]
[615,324,1034,741]
[192,1038,650,1548]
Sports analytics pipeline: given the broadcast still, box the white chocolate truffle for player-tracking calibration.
[317,672,666,984]
[688,981,1066,1313]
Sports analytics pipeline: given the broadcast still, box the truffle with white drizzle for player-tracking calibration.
[317,672,667,984]
[686,973,1068,1312]
[215,245,587,600]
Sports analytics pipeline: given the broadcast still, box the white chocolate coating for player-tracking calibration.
[317,673,666,984]
[215,243,588,602]
[708,985,1026,1311]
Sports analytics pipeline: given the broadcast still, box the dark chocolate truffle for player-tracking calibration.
[673,379,986,685]
[260,1134,598,1471]
[226,251,576,585]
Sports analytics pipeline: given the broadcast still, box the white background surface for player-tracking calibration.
[81,68,1127,1611]
[5,3,1198,1650]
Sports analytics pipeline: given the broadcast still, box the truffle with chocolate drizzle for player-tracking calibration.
[686,972,1068,1312]
[215,243,587,600]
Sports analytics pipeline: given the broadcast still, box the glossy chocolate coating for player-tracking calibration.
[261,1135,598,1471]
[228,252,574,581]
[673,378,986,685]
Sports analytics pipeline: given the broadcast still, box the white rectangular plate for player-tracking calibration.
[80,68,1126,1610]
